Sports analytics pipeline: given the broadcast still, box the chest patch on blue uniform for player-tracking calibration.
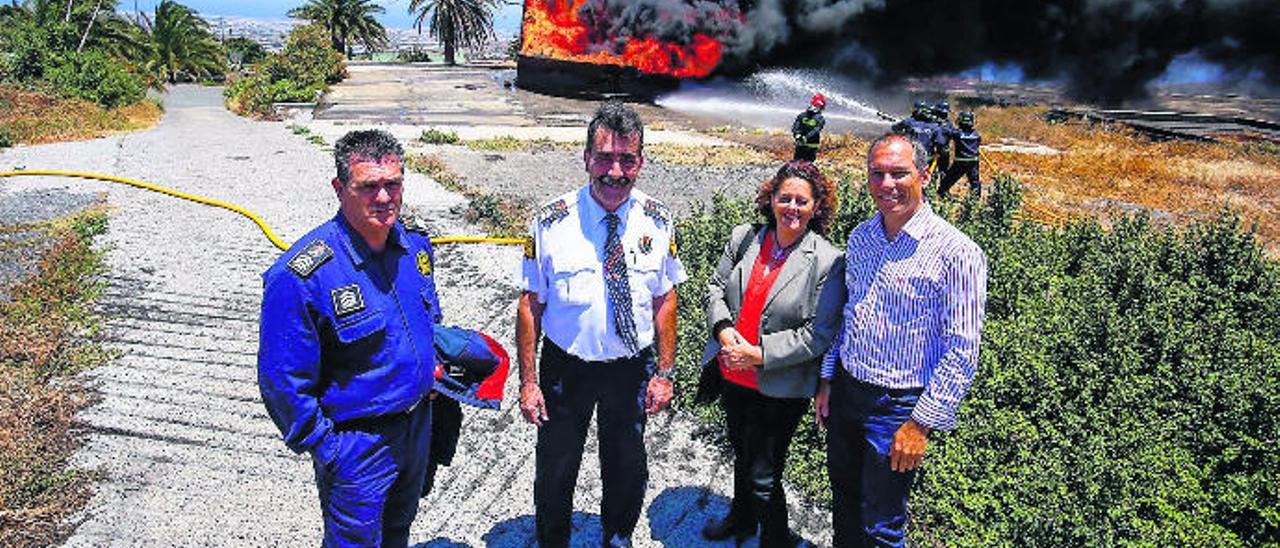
[331,284,366,317]
[643,199,670,226]
[287,240,333,278]
[538,200,569,227]
[417,250,433,277]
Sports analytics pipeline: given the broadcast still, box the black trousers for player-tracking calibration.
[721,381,808,547]
[938,160,980,197]
[534,340,653,548]
[794,144,817,162]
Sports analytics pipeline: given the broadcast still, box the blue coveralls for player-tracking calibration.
[258,213,441,547]
[939,128,983,197]
[892,117,939,165]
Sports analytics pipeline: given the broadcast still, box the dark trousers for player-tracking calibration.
[794,144,817,162]
[721,382,808,547]
[535,340,653,548]
[826,371,922,548]
[938,160,980,197]
[313,400,433,548]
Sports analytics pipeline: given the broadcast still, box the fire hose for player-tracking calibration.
[976,152,1070,228]
[0,170,526,251]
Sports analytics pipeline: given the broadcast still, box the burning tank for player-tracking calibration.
[516,0,738,100]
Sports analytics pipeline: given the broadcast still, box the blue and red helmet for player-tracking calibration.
[433,325,509,409]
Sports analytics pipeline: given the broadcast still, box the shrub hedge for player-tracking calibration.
[44,51,145,109]
[671,175,1279,545]
[224,24,345,116]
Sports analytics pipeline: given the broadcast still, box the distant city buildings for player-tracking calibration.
[200,14,511,57]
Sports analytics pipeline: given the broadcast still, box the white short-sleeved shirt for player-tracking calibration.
[519,185,688,361]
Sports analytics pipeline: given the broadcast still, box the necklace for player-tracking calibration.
[769,230,798,266]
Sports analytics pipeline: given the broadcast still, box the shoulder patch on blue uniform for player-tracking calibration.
[416,250,433,277]
[523,235,536,260]
[538,199,569,227]
[643,199,670,226]
[401,213,431,235]
[331,284,365,317]
[287,240,332,278]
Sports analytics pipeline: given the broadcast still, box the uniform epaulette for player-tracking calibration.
[538,199,570,227]
[401,212,431,235]
[643,199,670,227]
[287,240,333,278]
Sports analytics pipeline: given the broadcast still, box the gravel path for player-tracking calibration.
[0,84,828,547]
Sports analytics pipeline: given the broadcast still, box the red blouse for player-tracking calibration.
[720,233,789,391]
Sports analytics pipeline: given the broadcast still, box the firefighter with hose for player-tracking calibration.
[938,111,983,198]
[793,94,827,162]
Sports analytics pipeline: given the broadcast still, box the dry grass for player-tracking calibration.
[405,153,531,237]
[463,136,576,153]
[646,142,774,167]
[0,86,162,146]
[0,206,111,547]
[974,106,1280,249]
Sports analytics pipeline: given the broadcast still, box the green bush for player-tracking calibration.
[672,176,1280,545]
[420,128,460,145]
[0,128,12,149]
[398,48,433,63]
[224,24,344,116]
[44,51,145,108]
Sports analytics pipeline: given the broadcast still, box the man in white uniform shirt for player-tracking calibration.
[516,100,687,548]
[816,132,988,547]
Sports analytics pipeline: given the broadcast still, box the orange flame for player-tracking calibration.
[521,0,727,79]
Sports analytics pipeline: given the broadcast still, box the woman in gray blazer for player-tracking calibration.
[698,160,847,546]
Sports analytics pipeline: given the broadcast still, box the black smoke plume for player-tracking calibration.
[721,0,1279,104]
[574,0,742,52]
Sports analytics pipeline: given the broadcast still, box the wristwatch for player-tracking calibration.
[652,367,675,381]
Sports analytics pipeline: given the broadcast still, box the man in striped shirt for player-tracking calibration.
[815,132,988,547]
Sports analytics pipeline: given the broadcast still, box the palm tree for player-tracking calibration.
[408,0,496,65]
[136,0,224,87]
[288,0,387,57]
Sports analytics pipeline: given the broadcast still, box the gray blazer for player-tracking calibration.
[700,223,847,399]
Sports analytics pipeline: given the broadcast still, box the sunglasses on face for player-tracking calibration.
[589,152,641,170]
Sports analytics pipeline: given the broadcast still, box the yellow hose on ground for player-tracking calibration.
[0,170,526,251]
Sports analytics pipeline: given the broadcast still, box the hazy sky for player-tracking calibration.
[132,0,523,34]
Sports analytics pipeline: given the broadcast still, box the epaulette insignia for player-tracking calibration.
[416,250,433,277]
[523,236,536,260]
[538,199,569,227]
[643,199,670,226]
[287,240,333,278]
[668,232,679,258]
[401,213,431,235]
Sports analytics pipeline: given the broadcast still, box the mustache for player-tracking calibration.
[597,175,633,188]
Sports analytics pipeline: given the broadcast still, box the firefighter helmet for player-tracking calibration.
[958,111,976,129]
[934,100,951,119]
[912,100,927,116]
[811,94,827,109]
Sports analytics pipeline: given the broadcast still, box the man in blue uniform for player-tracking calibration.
[258,129,441,547]
[938,111,983,198]
[931,101,955,185]
[892,101,939,171]
[517,101,687,548]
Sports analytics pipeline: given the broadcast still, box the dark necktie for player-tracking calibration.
[604,213,639,354]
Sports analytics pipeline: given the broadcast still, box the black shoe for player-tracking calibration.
[702,516,754,542]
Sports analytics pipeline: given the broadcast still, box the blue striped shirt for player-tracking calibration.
[821,205,987,431]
